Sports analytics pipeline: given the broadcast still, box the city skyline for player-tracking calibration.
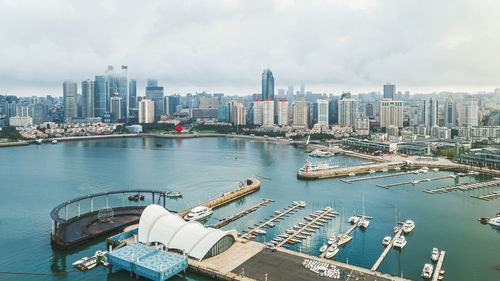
[2,1,500,96]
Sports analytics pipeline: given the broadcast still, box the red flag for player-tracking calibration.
[175,124,183,133]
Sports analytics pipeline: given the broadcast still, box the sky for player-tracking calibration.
[1,0,500,97]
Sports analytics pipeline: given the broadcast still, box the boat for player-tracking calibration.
[325,245,339,259]
[255,229,266,235]
[457,173,466,177]
[382,168,388,172]
[402,219,415,233]
[72,257,89,267]
[348,172,355,176]
[327,238,335,245]
[162,191,182,198]
[128,193,144,201]
[35,139,43,144]
[431,248,439,262]
[382,236,392,246]
[393,226,400,233]
[440,270,446,275]
[337,234,352,246]
[421,263,434,279]
[51,139,58,144]
[411,179,420,185]
[293,201,307,207]
[432,168,439,172]
[304,217,313,221]
[75,256,98,270]
[274,210,282,215]
[184,206,213,221]
[319,243,328,252]
[265,242,274,248]
[300,161,339,172]
[309,149,335,158]
[369,170,375,174]
[348,215,360,224]
[488,216,500,227]
[449,174,456,178]
[357,218,369,228]
[393,236,407,248]
[394,167,401,170]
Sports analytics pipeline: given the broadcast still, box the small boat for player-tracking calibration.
[440,270,445,275]
[438,276,444,280]
[431,248,439,262]
[320,243,328,252]
[128,193,144,201]
[274,210,282,215]
[393,226,400,233]
[421,263,434,279]
[325,246,339,259]
[348,216,360,224]
[51,139,58,144]
[382,168,388,172]
[411,179,420,185]
[450,175,457,178]
[382,236,392,246]
[293,201,307,207]
[327,238,335,245]
[162,191,182,198]
[76,256,98,270]
[265,242,274,248]
[394,167,401,170]
[393,236,407,248]
[287,241,295,245]
[35,139,43,145]
[72,257,89,267]
[255,229,266,235]
[337,234,352,246]
[402,219,415,233]
[432,168,439,172]
[304,217,313,221]
[369,170,376,174]
[357,218,369,229]
[348,172,355,176]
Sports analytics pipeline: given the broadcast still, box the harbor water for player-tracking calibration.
[0,137,498,281]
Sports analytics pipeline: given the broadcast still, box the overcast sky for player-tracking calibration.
[1,0,500,97]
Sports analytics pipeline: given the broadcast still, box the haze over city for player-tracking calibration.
[2,0,500,96]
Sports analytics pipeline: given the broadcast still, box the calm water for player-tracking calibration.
[0,137,498,281]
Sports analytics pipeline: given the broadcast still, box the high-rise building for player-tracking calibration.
[262,69,274,101]
[229,101,246,125]
[338,98,358,126]
[462,96,479,126]
[81,79,94,118]
[138,99,154,123]
[355,117,370,135]
[166,95,180,116]
[110,93,123,122]
[32,103,47,125]
[292,98,309,129]
[329,99,338,124]
[263,98,274,126]
[145,80,164,121]
[317,100,329,126]
[94,75,107,117]
[253,99,263,125]
[424,98,439,128]
[444,95,456,127]
[105,65,129,120]
[300,84,305,97]
[129,79,137,117]
[278,99,289,126]
[383,83,396,100]
[63,80,78,120]
[380,99,403,128]
[409,105,424,126]
[217,103,230,122]
[365,103,374,118]
[286,85,294,100]
[340,92,351,100]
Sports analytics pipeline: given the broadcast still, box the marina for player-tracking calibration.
[376,175,454,189]
[431,251,446,281]
[211,199,273,229]
[342,171,413,183]
[371,227,404,271]
[297,161,407,180]
[423,178,500,194]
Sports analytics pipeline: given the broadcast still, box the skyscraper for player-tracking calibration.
[263,98,274,126]
[365,103,374,118]
[94,75,107,117]
[444,95,456,127]
[253,99,263,125]
[262,69,274,101]
[380,99,403,128]
[424,98,439,128]
[229,101,246,125]
[217,103,230,122]
[462,96,479,126]
[145,79,164,121]
[292,98,309,129]
[129,79,137,117]
[317,100,329,126]
[286,85,294,100]
[383,83,396,100]
[341,92,351,100]
[110,93,122,122]
[81,79,94,118]
[166,95,180,116]
[278,99,289,126]
[32,103,47,125]
[338,98,358,126]
[139,99,154,123]
[105,65,129,120]
[63,80,78,120]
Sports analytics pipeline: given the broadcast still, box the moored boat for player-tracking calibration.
[184,206,213,221]
[325,245,339,259]
[402,219,415,233]
[393,236,407,248]
[422,263,434,279]
[382,236,391,246]
[431,248,439,262]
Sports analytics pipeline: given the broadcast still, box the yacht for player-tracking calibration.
[393,226,400,233]
[320,243,328,252]
[432,168,439,172]
[382,236,392,246]
[382,168,388,172]
[449,174,457,178]
[266,222,275,227]
[421,263,434,279]
[255,229,266,235]
[488,216,500,227]
[394,167,401,171]
[348,172,356,176]
[184,206,213,221]
[357,218,369,229]
[369,170,376,174]
[35,139,43,145]
[309,149,335,158]
[163,191,182,198]
[431,248,439,262]
[348,215,360,224]
[300,162,338,172]
[393,236,407,248]
[402,220,415,233]
[337,234,352,246]
[274,210,282,215]
[325,245,339,259]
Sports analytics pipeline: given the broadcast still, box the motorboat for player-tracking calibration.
[393,226,400,233]
[293,201,307,207]
[369,170,376,174]
[411,179,420,185]
[35,139,43,144]
[255,229,266,235]
[449,174,456,178]
[431,248,439,262]
[402,220,415,233]
[382,168,388,172]
[304,217,313,221]
[327,238,336,245]
[72,257,89,267]
[320,243,328,252]
[128,193,144,201]
[432,168,439,172]
[337,234,352,246]
[457,173,466,177]
[162,191,182,198]
[357,218,369,229]
[393,236,407,248]
[325,245,339,259]
[488,216,500,227]
[348,172,355,176]
[274,210,282,215]
[348,216,360,224]
[51,139,58,144]
[382,236,392,246]
[422,263,434,279]
[300,162,339,172]
[184,206,213,221]
[394,167,401,171]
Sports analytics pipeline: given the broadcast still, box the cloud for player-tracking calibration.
[0,0,499,96]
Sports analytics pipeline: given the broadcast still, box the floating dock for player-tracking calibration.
[178,178,261,218]
[211,199,273,229]
[243,202,305,239]
[371,227,404,271]
[376,175,453,189]
[431,251,446,281]
[423,178,500,194]
[342,171,412,183]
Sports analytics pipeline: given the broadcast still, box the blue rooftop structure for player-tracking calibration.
[108,243,188,281]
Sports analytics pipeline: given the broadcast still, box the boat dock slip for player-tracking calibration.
[243,202,305,239]
[376,175,452,189]
[432,251,446,281]
[423,178,500,194]
[297,162,406,180]
[370,227,404,271]
[275,208,338,248]
[211,199,273,229]
[178,178,261,218]
[342,171,413,183]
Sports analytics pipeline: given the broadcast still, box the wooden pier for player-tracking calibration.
[178,178,261,218]
[243,202,305,239]
[376,175,453,189]
[371,227,404,271]
[342,171,412,183]
[275,208,338,248]
[319,223,357,259]
[423,178,500,194]
[212,199,273,229]
[431,251,446,281]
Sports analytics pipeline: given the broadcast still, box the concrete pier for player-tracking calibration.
[432,251,446,281]
[342,171,412,183]
[298,162,406,180]
[212,199,273,229]
[423,178,500,194]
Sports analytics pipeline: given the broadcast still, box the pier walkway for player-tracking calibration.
[376,175,453,189]
[320,223,357,259]
[432,251,446,281]
[211,199,273,229]
[423,178,500,194]
[275,208,337,248]
[243,202,305,239]
[297,162,406,180]
[342,171,412,183]
[470,192,500,201]
[371,227,404,271]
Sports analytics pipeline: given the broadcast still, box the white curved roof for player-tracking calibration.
[138,204,237,260]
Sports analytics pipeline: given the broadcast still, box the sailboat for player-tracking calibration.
[357,196,369,229]
[337,207,352,246]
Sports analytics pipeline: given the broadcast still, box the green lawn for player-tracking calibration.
[199,130,217,134]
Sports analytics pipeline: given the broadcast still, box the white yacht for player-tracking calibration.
[35,139,43,144]
[488,216,500,227]
[382,236,392,246]
[320,243,328,252]
[432,168,439,172]
[431,248,439,262]
[402,220,415,233]
[382,168,388,172]
[325,245,339,259]
[411,179,420,185]
[348,172,355,176]
[255,229,267,235]
[293,201,307,207]
[327,238,336,245]
[393,236,407,248]
[184,206,213,221]
[51,139,58,144]
[421,263,434,279]
[369,170,376,174]
[337,234,352,246]
[357,218,369,229]
[394,167,401,171]
[348,215,360,224]
[300,162,338,172]
[266,222,275,227]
